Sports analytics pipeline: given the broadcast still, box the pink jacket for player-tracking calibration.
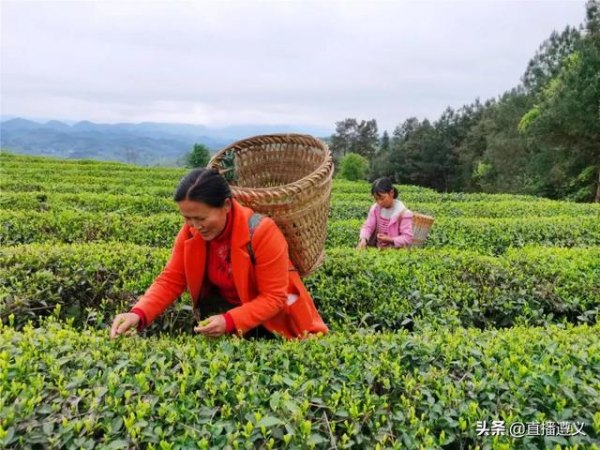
[359,202,414,248]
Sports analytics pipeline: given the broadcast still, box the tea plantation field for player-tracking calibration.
[1,152,599,449]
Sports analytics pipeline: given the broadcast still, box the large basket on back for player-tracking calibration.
[410,212,435,247]
[208,134,333,277]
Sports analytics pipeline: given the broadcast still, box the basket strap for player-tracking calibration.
[247,213,264,265]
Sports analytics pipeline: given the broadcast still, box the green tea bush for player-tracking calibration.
[331,192,550,203]
[329,179,434,195]
[0,192,179,214]
[4,192,596,218]
[3,153,599,450]
[0,243,171,330]
[327,217,600,254]
[2,244,598,332]
[2,211,599,254]
[0,172,182,190]
[0,181,177,197]
[1,179,553,206]
[1,320,598,449]
[330,199,600,221]
[1,164,187,180]
[1,152,133,166]
[309,247,600,331]
[0,178,421,200]
[0,210,181,247]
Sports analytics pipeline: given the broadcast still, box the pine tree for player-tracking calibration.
[380,131,390,154]
[186,143,211,168]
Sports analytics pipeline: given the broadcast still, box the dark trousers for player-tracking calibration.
[194,295,274,340]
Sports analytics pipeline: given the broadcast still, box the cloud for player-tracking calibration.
[1,0,586,132]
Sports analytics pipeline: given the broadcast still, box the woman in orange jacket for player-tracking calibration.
[110,168,328,340]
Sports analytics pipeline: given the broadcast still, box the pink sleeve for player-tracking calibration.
[359,205,378,241]
[393,212,413,247]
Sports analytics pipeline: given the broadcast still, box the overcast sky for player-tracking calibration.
[1,0,587,133]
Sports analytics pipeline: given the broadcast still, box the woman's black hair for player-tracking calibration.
[371,177,398,199]
[173,168,232,207]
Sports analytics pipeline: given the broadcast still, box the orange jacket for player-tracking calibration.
[132,200,328,339]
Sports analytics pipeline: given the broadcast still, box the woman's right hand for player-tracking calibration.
[357,238,367,250]
[110,313,140,339]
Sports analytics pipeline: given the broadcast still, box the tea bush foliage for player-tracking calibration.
[1,153,599,449]
[1,244,598,333]
[2,192,599,219]
[1,320,599,449]
[2,211,599,255]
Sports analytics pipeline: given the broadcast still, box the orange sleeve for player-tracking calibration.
[131,225,189,324]
[227,218,288,333]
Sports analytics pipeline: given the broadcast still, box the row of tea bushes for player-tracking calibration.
[0,164,187,180]
[0,152,548,200]
[2,154,591,213]
[2,243,598,332]
[2,210,599,254]
[0,172,183,190]
[0,151,589,205]
[0,192,180,214]
[329,199,599,221]
[0,179,416,200]
[0,243,173,331]
[0,210,182,247]
[2,319,598,449]
[0,151,183,170]
[1,155,424,194]
[324,179,433,194]
[0,152,144,167]
[1,176,551,205]
[0,180,178,198]
[311,247,600,331]
[331,192,551,203]
[2,154,549,204]
[2,192,598,219]
[327,217,600,254]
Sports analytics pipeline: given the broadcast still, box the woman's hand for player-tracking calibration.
[194,315,226,337]
[357,238,368,250]
[110,313,140,339]
[377,233,393,244]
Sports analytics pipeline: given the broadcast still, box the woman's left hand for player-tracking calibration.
[194,315,226,337]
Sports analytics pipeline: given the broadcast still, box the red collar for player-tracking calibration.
[212,210,233,243]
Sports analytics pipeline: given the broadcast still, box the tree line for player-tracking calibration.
[329,0,599,202]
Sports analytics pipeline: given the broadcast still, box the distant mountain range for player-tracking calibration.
[0,118,332,166]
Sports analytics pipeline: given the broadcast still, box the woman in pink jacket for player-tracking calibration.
[357,177,414,250]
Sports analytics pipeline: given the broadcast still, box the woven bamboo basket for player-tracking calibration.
[410,212,435,247]
[208,134,334,277]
